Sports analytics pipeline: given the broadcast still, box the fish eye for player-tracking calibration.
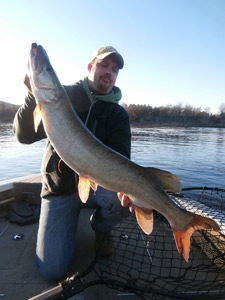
[46,66,53,72]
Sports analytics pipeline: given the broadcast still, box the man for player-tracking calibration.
[13,46,131,280]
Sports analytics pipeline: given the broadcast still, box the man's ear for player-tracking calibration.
[88,63,92,72]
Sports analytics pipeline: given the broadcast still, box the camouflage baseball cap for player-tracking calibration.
[91,46,124,69]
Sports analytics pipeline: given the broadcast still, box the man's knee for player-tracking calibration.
[36,255,69,281]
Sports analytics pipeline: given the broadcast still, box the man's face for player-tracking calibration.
[87,55,119,94]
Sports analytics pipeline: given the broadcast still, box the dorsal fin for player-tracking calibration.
[145,167,182,193]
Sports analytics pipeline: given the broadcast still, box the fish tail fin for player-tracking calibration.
[172,213,220,262]
[33,104,42,132]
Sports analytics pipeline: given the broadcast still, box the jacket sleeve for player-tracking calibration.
[13,93,46,144]
[106,106,131,159]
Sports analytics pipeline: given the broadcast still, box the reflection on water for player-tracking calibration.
[0,124,225,189]
[0,123,45,181]
[131,127,225,188]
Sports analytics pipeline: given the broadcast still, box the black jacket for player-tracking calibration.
[13,80,131,198]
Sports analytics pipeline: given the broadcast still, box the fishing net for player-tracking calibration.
[89,187,225,299]
[40,188,225,300]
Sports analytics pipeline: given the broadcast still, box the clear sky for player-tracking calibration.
[0,0,224,114]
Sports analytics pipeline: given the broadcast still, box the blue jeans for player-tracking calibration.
[36,187,130,280]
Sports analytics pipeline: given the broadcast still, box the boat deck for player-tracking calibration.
[1,176,225,300]
[1,206,143,300]
[0,176,141,300]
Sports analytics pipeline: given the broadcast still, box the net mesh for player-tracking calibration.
[91,188,225,299]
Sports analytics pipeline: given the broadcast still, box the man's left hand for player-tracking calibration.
[117,192,135,213]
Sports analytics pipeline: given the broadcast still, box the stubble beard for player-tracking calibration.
[97,81,111,94]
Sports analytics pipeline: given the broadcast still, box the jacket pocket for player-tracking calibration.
[92,117,107,142]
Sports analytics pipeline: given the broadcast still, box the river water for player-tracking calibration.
[0,123,224,189]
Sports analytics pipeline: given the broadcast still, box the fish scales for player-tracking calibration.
[28,43,220,262]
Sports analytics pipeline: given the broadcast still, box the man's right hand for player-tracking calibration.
[24,75,33,94]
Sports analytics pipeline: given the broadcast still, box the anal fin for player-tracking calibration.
[135,206,154,235]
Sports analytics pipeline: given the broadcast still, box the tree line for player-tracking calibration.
[1,100,225,128]
[123,103,225,127]
[0,101,20,123]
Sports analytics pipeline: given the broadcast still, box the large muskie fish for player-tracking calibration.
[28,43,219,262]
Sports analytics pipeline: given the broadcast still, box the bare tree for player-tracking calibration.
[219,103,225,115]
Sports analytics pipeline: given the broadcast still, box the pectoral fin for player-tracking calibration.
[78,176,98,203]
[146,167,182,193]
[33,104,42,132]
[135,206,154,235]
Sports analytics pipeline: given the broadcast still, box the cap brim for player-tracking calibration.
[96,52,124,69]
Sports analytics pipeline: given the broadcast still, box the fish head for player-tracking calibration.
[28,43,64,105]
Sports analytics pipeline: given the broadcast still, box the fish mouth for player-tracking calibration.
[30,43,52,72]
[30,43,42,71]
[32,43,37,55]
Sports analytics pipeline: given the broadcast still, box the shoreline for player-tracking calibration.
[2,120,225,129]
[130,121,225,129]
